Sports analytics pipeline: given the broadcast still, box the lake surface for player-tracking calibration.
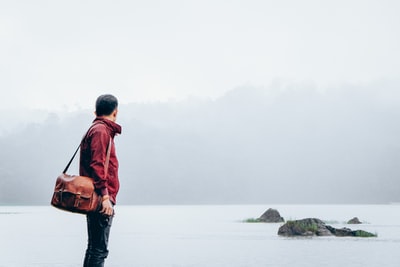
[0,204,399,267]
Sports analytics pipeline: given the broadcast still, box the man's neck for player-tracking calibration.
[99,115,116,122]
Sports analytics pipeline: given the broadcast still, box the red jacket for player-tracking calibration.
[79,117,122,204]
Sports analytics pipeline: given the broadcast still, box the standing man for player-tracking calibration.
[80,94,122,267]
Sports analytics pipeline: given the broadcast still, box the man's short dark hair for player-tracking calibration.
[96,94,118,116]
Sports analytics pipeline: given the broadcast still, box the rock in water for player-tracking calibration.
[259,208,284,223]
[278,218,376,237]
[347,217,362,224]
[278,218,332,236]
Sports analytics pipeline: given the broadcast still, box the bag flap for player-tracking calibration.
[55,174,95,198]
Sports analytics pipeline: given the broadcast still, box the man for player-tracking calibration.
[79,94,122,267]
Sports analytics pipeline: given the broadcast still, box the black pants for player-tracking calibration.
[83,211,114,267]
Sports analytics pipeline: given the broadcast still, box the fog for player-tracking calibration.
[2,1,400,111]
[1,82,399,205]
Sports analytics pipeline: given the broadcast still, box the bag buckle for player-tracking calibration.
[74,192,81,207]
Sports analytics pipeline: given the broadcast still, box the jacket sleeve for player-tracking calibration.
[89,127,111,197]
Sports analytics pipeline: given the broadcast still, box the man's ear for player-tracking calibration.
[112,109,118,120]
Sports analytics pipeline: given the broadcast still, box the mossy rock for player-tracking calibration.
[278,218,377,237]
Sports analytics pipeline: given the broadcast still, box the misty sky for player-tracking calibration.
[1,0,400,111]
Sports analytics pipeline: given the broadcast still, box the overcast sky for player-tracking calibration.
[1,0,399,111]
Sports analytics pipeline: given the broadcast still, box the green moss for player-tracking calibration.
[286,220,318,233]
[244,218,262,223]
[354,230,377,237]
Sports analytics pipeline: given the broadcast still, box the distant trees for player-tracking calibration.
[1,85,400,205]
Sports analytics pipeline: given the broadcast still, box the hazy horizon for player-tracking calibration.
[1,1,400,205]
[1,83,400,205]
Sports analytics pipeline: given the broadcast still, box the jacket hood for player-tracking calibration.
[93,117,122,137]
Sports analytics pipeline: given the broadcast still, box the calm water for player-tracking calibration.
[0,204,399,267]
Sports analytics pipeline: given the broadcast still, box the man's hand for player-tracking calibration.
[100,195,113,216]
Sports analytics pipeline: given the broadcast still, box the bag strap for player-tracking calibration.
[62,143,81,174]
[63,124,112,175]
[103,138,112,179]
